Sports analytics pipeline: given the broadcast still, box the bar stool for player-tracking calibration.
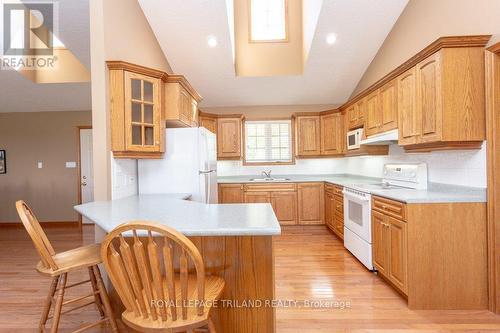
[16,200,118,333]
[100,221,225,333]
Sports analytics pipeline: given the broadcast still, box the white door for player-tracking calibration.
[79,129,94,224]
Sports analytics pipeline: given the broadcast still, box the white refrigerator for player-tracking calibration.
[138,127,218,204]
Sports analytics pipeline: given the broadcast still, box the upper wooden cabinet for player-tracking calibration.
[217,116,243,159]
[295,115,321,156]
[107,61,165,159]
[364,79,398,137]
[341,36,490,152]
[198,112,217,134]
[397,68,419,145]
[365,90,381,137]
[346,100,364,130]
[379,79,398,132]
[295,112,344,158]
[164,75,202,128]
[320,112,344,156]
[399,48,485,151]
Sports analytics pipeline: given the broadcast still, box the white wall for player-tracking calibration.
[111,157,138,199]
[218,144,487,188]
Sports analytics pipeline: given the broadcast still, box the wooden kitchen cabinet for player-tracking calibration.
[346,100,364,130]
[244,191,271,203]
[372,210,390,276]
[164,75,202,128]
[371,194,488,309]
[244,183,298,225]
[401,48,485,151]
[320,112,344,156]
[364,90,381,137]
[364,79,398,137]
[372,197,408,295]
[271,191,298,225]
[298,183,324,225]
[379,79,398,132]
[107,61,165,159]
[333,191,344,238]
[218,184,244,203]
[324,189,335,231]
[217,116,243,159]
[397,68,419,145]
[198,112,217,134]
[295,115,321,157]
[387,216,407,293]
[416,52,442,144]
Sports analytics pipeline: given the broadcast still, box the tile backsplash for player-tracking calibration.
[217,144,487,188]
[217,158,345,176]
[111,157,138,199]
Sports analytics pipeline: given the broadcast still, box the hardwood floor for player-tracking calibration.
[1,224,500,332]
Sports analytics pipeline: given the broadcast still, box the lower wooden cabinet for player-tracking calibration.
[325,184,344,238]
[372,199,408,295]
[270,192,298,225]
[218,184,244,203]
[218,182,321,226]
[324,190,335,231]
[244,191,270,203]
[298,183,325,225]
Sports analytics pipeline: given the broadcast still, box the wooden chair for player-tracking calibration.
[15,200,118,333]
[100,221,225,333]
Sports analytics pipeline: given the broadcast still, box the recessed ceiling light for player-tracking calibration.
[207,36,217,48]
[326,33,337,45]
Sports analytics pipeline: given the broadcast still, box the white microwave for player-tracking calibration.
[347,128,363,150]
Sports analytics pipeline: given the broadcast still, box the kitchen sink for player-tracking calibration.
[249,177,291,182]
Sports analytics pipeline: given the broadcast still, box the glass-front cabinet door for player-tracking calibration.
[124,71,161,152]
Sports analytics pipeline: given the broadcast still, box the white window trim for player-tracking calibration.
[244,119,294,165]
[248,0,289,43]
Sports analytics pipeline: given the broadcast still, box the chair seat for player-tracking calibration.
[36,243,102,276]
[122,275,225,332]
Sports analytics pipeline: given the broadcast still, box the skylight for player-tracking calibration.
[250,0,287,42]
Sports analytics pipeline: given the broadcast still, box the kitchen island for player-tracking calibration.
[75,194,281,333]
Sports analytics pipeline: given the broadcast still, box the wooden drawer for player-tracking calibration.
[325,183,335,194]
[334,195,344,214]
[334,185,343,196]
[244,183,297,192]
[372,196,406,221]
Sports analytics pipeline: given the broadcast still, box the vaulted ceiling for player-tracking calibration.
[139,0,409,107]
[0,0,91,113]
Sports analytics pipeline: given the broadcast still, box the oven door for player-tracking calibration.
[343,191,372,243]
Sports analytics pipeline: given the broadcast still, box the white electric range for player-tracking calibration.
[342,163,428,270]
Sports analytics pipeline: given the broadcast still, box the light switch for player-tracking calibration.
[37,162,43,169]
[66,161,77,168]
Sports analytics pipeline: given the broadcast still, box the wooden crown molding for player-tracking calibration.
[340,35,492,110]
[165,74,203,102]
[487,42,500,54]
[292,109,341,117]
[106,60,167,80]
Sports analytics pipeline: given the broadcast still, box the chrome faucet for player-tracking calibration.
[262,170,272,179]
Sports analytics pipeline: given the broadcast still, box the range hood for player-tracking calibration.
[360,129,399,145]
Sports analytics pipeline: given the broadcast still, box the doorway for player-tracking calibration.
[78,127,94,224]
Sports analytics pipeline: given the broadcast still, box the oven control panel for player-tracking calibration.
[383,163,428,189]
